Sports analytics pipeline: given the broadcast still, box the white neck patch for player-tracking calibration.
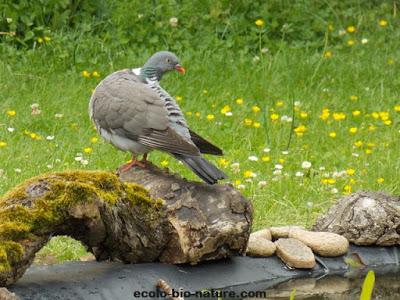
[132,67,141,75]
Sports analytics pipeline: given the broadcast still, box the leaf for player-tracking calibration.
[289,288,296,300]
[360,270,375,300]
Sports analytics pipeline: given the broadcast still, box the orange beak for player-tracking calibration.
[175,64,185,75]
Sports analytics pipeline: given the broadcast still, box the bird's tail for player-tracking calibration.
[174,154,227,185]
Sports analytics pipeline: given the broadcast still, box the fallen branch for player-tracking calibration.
[0,167,252,287]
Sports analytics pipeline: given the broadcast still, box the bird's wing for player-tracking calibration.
[90,70,200,156]
[189,129,223,156]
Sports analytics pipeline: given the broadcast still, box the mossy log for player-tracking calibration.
[0,167,252,287]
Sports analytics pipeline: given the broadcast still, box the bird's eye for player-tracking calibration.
[166,58,171,63]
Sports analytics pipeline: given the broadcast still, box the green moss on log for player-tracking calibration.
[0,170,160,274]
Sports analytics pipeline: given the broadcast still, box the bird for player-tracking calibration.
[89,51,227,184]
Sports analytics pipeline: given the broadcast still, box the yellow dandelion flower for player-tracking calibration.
[82,70,90,78]
[347,39,355,46]
[365,149,372,154]
[92,71,100,78]
[278,158,285,164]
[349,127,358,134]
[253,122,261,128]
[244,118,253,126]
[84,147,93,154]
[252,105,261,113]
[206,114,215,121]
[175,96,183,102]
[161,160,169,167]
[44,36,51,42]
[327,178,336,184]
[377,177,385,183]
[346,26,356,33]
[234,179,242,185]
[329,131,337,138]
[354,140,363,147]
[276,101,284,107]
[300,112,308,119]
[346,168,355,176]
[319,108,330,120]
[323,51,333,58]
[255,19,264,27]
[220,105,231,115]
[343,185,352,194]
[261,156,270,162]
[0,141,7,147]
[270,113,279,121]
[379,19,388,27]
[7,110,16,117]
[37,37,44,43]
[244,170,254,178]
[203,90,208,95]
[384,120,392,125]
[333,112,346,121]
[371,112,380,119]
[90,137,98,143]
[387,58,395,65]
[185,111,192,116]
[368,125,376,131]
[350,95,358,101]
[349,178,356,184]
[379,111,389,121]
[294,125,307,136]
[195,112,201,118]
[352,110,361,116]
[218,158,228,167]
[394,105,400,112]
[236,98,244,105]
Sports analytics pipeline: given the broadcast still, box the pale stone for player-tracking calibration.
[274,238,315,269]
[246,235,276,257]
[0,288,19,300]
[269,225,304,239]
[289,228,349,257]
[250,228,272,240]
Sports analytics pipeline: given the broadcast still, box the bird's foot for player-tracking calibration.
[116,159,148,175]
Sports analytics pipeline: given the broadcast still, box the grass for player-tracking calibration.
[0,19,399,261]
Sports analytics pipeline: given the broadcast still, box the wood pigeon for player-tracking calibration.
[89,51,227,184]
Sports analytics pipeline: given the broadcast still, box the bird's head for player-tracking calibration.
[141,51,185,81]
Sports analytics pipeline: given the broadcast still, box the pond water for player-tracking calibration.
[260,273,400,300]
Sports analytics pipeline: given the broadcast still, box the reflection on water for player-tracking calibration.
[253,273,400,300]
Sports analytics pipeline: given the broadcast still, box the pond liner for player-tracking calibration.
[9,245,400,300]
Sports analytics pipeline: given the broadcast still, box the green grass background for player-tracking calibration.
[0,1,399,262]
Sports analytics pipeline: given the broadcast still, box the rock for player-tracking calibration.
[313,191,400,246]
[274,238,316,269]
[250,228,272,240]
[289,228,349,257]
[246,235,276,257]
[269,225,304,239]
[0,288,19,300]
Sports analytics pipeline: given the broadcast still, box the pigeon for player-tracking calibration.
[89,51,227,184]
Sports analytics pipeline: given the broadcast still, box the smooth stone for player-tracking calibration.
[269,225,304,239]
[246,235,276,257]
[274,238,316,269]
[250,228,272,240]
[289,228,349,257]
[0,288,19,300]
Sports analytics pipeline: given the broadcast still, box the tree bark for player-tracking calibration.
[0,167,252,287]
[313,191,400,246]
